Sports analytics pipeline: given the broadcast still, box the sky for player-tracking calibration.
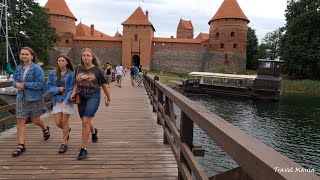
[36,0,288,43]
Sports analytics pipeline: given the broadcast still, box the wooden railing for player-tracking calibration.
[143,74,319,180]
[0,81,53,126]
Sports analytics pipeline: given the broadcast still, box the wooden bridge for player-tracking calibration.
[0,74,318,179]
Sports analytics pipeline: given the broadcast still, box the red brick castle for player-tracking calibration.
[44,0,249,73]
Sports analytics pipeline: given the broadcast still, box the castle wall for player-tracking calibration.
[203,51,246,73]
[50,15,76,35]
[151,47,205,73]
[49,40,122,68]
[72,47,122,67]
[152,42,202,51]
[209,19,248,53]
[122,25,154,68]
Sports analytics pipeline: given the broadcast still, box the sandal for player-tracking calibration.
[59,144,68,153]
[43,126,50,140]
[12,144,26,157]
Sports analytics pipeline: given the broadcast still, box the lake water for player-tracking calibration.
[177,92,320,177]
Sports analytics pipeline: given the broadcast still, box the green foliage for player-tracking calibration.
[282,0,320,79]
[2,0,59,65]
[246,27,259,70]
[218,66,226,73]
[261,28,284,60]
[282,79,320,95]
[258,43,268,59]
[149,70,187,85]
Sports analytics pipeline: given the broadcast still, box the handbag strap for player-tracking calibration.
[75,65,80,93]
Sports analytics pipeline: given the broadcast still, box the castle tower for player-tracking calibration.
[176,19,194,39]
[121,7,155,69]
[44,0,77,47]
[208,0,249,53]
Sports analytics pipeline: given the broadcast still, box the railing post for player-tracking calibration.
[163,96,171,144]
[157,89,164,125]
[153,75,159,112]
[179,112,194,180]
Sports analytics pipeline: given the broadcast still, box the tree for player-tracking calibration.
[282,0,320,79]
[246,27,259,70]
[258,43,268,60]
[4,0,59,65]
[261,28,284,60]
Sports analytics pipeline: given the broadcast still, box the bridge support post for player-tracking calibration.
[153,75,159,113]
[178,112,194,179]
[157,89,163,125]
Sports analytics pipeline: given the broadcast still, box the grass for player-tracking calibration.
[148,70,188,86]
[148,70,320,95]
[282,79,320,95]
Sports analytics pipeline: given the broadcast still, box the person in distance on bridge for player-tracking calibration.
[12,47,50,157]
[46,55,75,154]
[70,48,111,160]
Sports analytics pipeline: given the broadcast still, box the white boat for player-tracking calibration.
[0,86,17,96]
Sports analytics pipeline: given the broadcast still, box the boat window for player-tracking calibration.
[203,77,212,85]
[259,62,271,68]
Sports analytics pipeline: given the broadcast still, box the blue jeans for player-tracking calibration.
[77,92,101,118]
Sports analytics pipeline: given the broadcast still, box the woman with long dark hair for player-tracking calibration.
[12,47,50,157]
[70,48,111,160]
[46,55,75,153]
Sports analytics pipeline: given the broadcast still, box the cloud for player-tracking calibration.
[36,0,287,41]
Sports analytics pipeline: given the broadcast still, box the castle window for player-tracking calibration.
[220,43,224,49]
[215,32,219,37]
[65,40,69,44]
[231,32,235,37]
[233,43,238,48]
[134,34,138,41]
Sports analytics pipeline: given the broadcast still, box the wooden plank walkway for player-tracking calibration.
[0,75,178,179]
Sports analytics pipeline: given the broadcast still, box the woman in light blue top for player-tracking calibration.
[46,55,75,153]
[12,47,50,157]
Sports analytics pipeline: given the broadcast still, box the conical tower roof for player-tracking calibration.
[209,0,249,24]
[44,0,77,20]
[122,7,155,31]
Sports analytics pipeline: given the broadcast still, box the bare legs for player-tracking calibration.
[13,117,48,157]
[81,117,94,148]
[54,113,70,145]
[16,117,48,144]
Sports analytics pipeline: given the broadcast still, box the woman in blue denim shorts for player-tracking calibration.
[70,48,111,160]
[12,47,50,157]
[46,55,75,153]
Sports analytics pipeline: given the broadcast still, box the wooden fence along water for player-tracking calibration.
[143,74,319,180]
